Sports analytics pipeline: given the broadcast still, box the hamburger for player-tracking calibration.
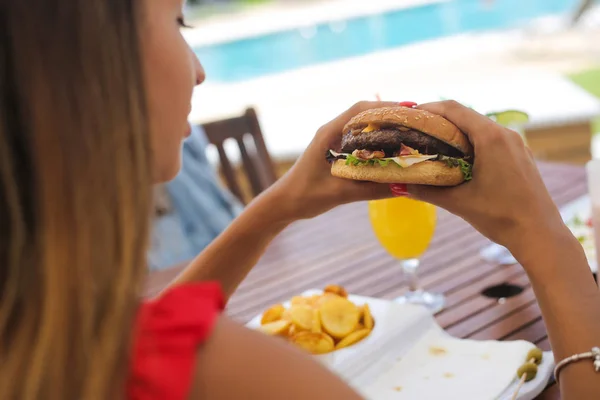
[327,106,473,186]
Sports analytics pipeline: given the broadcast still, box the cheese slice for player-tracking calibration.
[361,123,380,133]
[389,154,438,168]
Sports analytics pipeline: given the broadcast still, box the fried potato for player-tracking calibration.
[258,320,291,336]
[261,304,285,325]
[256,286,375,354]
[315,293,340,308]
[335,328,371,350]
[307,294,324,308]
[288,324,296,337]
[291,296,310,306]
[324,284,348,298]
[362,304,374,330]
[319,297,360,339]
[281,308,293,322]
[311,309,322,333]
[291,332,335,355]
[290,305,313,331]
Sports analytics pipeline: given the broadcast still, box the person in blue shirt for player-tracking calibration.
[148,124,243,270]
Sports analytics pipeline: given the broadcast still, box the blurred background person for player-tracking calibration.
[149,124,243,270]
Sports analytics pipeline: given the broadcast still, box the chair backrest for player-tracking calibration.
[201,108,277,204]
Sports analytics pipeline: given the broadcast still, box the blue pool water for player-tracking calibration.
[194,0,578,83]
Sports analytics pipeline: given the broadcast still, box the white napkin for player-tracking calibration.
[360,329,534,400]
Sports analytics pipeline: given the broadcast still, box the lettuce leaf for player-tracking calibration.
[345,154,393,167]
[440,156,473,181]
[335,151,473,181]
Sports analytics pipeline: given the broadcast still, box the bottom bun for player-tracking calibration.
[331,159,465,186]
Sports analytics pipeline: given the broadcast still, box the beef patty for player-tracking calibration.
[340,129,464,158]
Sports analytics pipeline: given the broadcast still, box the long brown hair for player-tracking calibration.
[0,1,152,398]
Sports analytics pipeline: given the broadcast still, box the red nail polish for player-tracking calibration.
[398,101,417,108]
[392,191,408,197]
[390,184,408,196]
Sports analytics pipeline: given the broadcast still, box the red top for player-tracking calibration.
[127,282,224,400]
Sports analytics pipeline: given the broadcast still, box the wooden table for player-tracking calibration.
[147,162,588,399]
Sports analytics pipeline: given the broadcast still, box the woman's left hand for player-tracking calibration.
[176,101,407,297]
[270,101,400,220]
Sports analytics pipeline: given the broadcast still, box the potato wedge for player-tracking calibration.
[291,332,335,354]
[288,324,296,338]
[324,284,348,298]
[319,297,360,339]
[258,320,291,336]
[362,304,374,330]
[335,328,371,350]
[290,296,309,306]
[311,309,322,333]
[316,293,340,308]
[307,294,323,308]
[354,322,365,332]
[281,309,292,322]
[261,304,285,325]
[290,305,313,331]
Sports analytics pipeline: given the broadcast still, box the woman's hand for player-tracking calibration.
[406,100,570,259]
[407,102,600,400]
[173,101,407,297]
[271,101,400,220]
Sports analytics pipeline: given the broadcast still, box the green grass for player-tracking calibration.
[568,67,600,134]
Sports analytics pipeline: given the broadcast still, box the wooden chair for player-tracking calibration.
[201,108,277,204]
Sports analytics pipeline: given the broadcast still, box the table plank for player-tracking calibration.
[147,162,587,399]
[446,287,537,338]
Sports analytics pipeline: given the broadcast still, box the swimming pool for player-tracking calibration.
[194,0,578,83]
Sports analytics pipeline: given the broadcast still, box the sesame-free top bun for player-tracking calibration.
[331,159,465,186]
[343,106,473,158]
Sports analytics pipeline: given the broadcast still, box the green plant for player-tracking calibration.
[568,67,600,134]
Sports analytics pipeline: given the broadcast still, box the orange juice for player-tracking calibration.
[368,197,436,259]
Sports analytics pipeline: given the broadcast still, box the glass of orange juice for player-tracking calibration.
[368,197,444,313]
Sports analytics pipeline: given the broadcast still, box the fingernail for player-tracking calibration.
[390,184,408,196]
[398,101,418,108]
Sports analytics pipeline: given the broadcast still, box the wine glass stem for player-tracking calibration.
[401,258,421,292]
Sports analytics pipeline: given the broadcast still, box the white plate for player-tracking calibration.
[247,291,554,400]
[561,195,597,273]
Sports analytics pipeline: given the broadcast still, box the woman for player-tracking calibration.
[149,124,243,270]
[1,1,391,398]
[1,2,599,400]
